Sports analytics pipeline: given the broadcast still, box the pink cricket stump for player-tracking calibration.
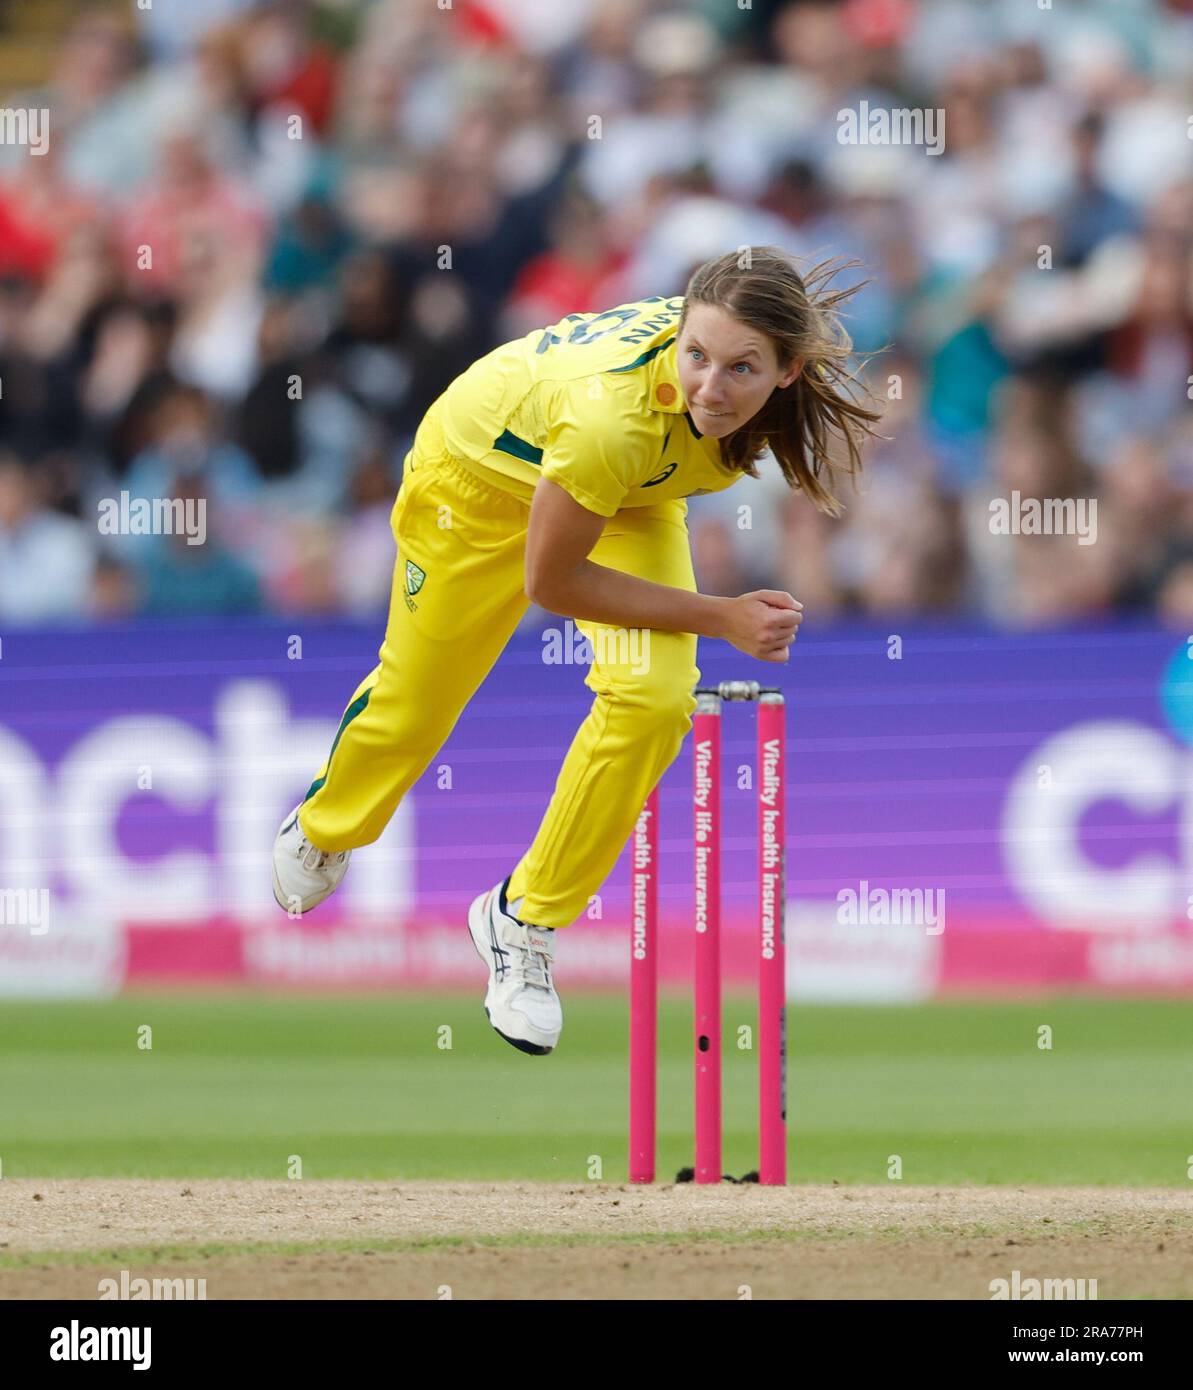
[628,786,659,1183]
[757,693,787,1184]
[693,693,722,1183]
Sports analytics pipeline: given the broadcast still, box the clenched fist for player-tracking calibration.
[720,590,804,663]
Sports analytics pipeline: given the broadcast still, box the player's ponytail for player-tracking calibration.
[680,248,883,516]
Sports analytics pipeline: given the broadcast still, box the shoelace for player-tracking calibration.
[510,931,553,992]
[300,840,344,871]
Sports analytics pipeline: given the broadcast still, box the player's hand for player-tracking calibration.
[721,590,803,663]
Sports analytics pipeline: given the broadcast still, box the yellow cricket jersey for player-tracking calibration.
[423,295,747,517]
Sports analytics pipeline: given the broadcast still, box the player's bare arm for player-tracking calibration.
[525,477,804,664]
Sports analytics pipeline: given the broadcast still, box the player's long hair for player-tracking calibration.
[680,247,884,516]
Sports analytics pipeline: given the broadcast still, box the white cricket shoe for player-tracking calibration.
[467,877,562,1055]
[272,804,351,914]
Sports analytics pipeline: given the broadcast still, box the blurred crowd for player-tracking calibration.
[0,0,1191,628]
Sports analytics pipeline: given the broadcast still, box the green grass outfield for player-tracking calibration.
[0,995,1188,1185]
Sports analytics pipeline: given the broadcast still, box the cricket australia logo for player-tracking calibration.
[403,557,426,612]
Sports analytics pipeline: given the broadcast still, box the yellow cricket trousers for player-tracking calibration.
[298,405,702,929]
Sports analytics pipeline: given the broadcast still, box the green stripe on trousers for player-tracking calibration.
[302,688,373,802]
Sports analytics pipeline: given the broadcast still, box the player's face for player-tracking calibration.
[676,303,803,439]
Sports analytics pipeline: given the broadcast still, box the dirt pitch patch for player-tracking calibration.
[1,1181,1190,1300]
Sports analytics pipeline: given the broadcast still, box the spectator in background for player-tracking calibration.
[237,4,339,139]
[118,383,260,504]
[1154,546,1193,621]
[334,447,404,616]
[924,269,1010,493]
[119,131,268,399]
[965,378,1108,625]
[0,7,143,192]
[265,181,355,294]
[107,383,265,580]
[78,299,179,471]
[578,10,722,214]
[134,0,257,64]
[317,249,412,431]
[237,296,318,490]
[1102,231,1193,434]
[0,141,102,284]
[1057,111,1139,267]
[118,128,267,298]
[501,186,628,338]
[0,205,118,460]
[0,455,96,623]
[620,162,810,303]
[89,552,139,620]
[134,475,261,616]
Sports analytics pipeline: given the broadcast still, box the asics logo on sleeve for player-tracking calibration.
[642,461,678,487]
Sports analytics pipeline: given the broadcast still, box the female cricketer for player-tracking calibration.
[272,246,881,1056]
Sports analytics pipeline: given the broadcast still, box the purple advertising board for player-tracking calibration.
[1,617,1191,997]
